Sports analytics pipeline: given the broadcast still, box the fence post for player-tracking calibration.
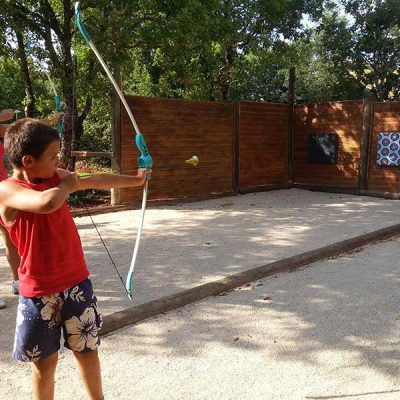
[287,66,296,183]
[233,102,240,194]
[111,63,122,205]
[358,91,374,191]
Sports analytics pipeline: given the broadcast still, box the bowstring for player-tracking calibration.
[82,204,129,295]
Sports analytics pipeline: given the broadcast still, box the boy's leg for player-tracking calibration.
[31,352,58,400]
[14,295,63,398]
[62,279,103,399]
[73,350,104,400]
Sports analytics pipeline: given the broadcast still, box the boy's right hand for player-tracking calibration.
[59,172,80,193]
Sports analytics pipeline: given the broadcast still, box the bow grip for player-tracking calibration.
[136,133,153,181]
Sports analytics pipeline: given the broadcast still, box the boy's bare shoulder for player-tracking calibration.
[0,179,19,190]
[0,181,21,217]
[0,180,23,196]
[0,181,21,222]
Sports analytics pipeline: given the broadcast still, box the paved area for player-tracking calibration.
[1,189,400,398]
[2,234,400,399]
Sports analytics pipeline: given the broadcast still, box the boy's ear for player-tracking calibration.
[21,155,35,168]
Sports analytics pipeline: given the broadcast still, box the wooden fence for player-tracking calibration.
[111,95,400,205]
[238,102,288,192]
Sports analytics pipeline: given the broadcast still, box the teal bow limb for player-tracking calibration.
[75,2,152,299]
[75,3,91,42]
[124,179,148,300]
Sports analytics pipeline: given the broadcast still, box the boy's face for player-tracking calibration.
[28,140,61,179]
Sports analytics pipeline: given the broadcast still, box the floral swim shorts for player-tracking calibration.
[13,278,102,362]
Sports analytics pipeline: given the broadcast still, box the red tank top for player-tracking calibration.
[0,173,89,297]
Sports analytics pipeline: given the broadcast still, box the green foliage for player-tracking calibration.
[2,0,400,163]
[314,0,400,100]
[0,56,25,110]
[293,34,365,102]
[0,53,68,117]
[230,49,290,102]
[80,97,112,152]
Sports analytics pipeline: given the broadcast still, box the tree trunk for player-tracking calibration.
[216,45,235,102]
[60,89,75,170]
[15,31,35,117]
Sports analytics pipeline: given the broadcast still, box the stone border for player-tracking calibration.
[100,223,400,336]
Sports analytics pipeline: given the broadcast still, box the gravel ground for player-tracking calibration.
[0,189,400,399]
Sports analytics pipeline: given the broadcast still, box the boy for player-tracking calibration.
[0,118,150,399]
[0,111,65,307]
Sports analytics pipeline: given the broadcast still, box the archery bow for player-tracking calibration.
[75,2,153,300]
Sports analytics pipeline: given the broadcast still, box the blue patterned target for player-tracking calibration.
[377,132,400,166]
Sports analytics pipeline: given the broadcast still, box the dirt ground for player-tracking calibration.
[0,188,400,399]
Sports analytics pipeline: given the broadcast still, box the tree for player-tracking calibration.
[316,0,400,101]
[122,0,326,102]
[292,30,365,102]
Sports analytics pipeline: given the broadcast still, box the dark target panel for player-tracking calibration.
[308,133,339,164]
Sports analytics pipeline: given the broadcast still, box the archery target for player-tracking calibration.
[377,132,400,166]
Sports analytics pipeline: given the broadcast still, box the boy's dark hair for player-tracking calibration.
[5,118,60,167]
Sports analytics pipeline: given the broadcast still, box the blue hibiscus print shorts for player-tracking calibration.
[13,278,102,362]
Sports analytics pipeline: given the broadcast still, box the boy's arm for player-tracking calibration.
[78,170,149,190]
[0,173,79,214]
[57,168,149,191]
[0,169,148,217]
